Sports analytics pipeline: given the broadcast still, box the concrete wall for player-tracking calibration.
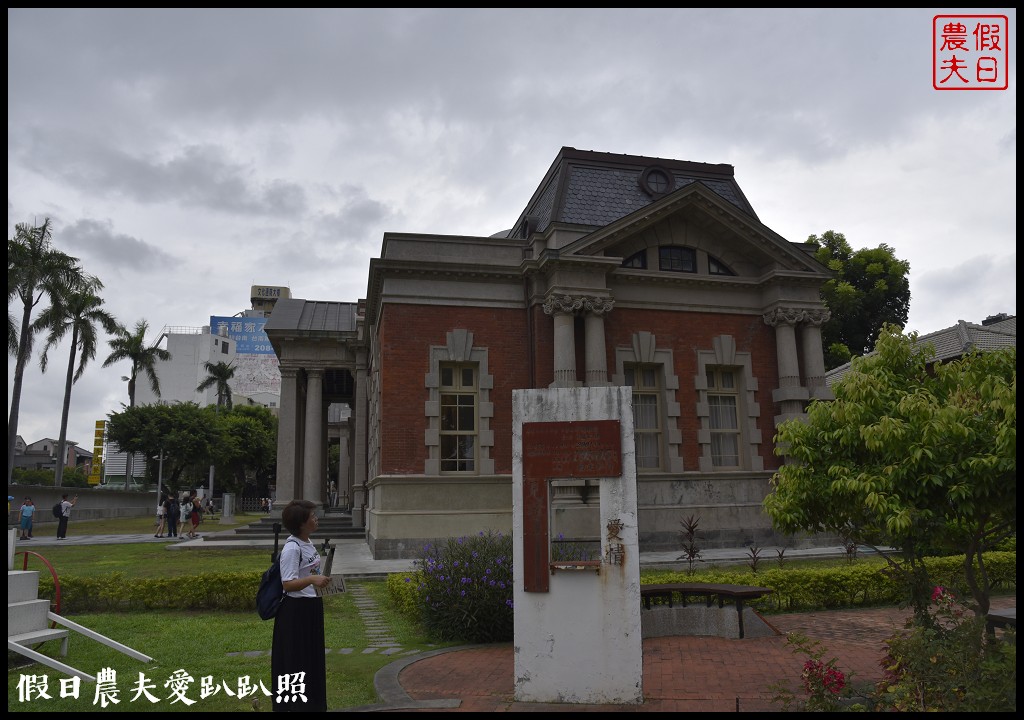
[365,474,511,559]
[7,485,158,527]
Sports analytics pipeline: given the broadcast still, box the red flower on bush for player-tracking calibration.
[802,658,847,695]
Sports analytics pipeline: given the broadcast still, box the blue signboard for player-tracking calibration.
[209,316,274,355]
[209,315,280,397]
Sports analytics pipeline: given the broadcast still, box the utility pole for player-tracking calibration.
[209,391,220,501]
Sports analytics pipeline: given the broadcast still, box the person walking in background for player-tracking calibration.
[272,499,330,712]
[165,494,179,538]
[181,494,194,538]
[155,495,167,537]
[187,495,203,538]
[56,493,77,539]
[19,497,36,540]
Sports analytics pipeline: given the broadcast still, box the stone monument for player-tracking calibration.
[512,386,643,704]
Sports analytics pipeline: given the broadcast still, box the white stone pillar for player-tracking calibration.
[274,367,301,509]
[764,308,810,426]
[544,294,582,388]
[800,310,833,400]
[583,297,614,386]
[351,351,368,529]
[302,369,324,507]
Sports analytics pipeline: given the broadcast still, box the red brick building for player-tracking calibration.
[265,147,834,559]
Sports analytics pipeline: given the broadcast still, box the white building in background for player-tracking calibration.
[102,286,289,487]
[131,285,290,410]
[133,325,240,408]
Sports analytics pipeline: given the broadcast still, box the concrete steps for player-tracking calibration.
[8,569,69,656]
[205,510,365,542]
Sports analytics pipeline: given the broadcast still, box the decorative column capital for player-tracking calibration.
[763,307,830,327]
[543,294,584,315]
[280,367,301,380]
[582,296,615,316]
[801,309,831,327]
[543,294,614,316]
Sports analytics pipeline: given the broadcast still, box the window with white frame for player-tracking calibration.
[625,364,662,470]
[706,368,740,467]
[439,363,477,472]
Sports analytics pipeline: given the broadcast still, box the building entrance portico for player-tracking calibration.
[264,300,366,525]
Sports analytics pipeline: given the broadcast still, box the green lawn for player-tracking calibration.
[8,575,448,713]
[8,518,450,713]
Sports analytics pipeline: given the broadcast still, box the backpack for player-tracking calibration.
[256,538,297,620]
[52,502,63,519]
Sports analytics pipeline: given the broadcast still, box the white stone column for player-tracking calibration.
[800,309,833,400]
[351,350,368,529]
[544,294,582,388]
[274,367,301,510]
[302,369,324,507]
[583,297,614,386]
[764,308,810,426]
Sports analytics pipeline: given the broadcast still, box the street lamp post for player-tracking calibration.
[208,396,220,502]
[156,450,164,503]
[121,375,133,490]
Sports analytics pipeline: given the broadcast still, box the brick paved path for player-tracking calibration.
[394,596,1016,712]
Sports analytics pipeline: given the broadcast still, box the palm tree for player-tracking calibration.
[34,274,119,487]
[8,219,83,483]
[102,319,172,487]
[197,360,236,503]
[197,360,236,410]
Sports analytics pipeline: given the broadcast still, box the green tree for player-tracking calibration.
[807,230,911,370]
[218,405,278,495]
[102,319,172,487]
[33,274,119,487]
[104,402,276,497]
[765,326,1016,620]
[7,218,84,483]
[197,360,236,410]
[105,402,217,492]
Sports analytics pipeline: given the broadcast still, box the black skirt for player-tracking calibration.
[271,595,327,712]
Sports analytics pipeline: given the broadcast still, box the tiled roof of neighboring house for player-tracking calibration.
[825,314,1017,387]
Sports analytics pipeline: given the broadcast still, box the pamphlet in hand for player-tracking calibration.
[315,538,346,596]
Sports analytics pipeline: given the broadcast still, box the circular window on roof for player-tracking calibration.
[639,166,675,198]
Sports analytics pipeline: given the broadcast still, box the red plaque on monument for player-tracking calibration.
[522,420,621,592]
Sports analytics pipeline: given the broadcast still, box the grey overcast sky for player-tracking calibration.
[8,8,1017,454]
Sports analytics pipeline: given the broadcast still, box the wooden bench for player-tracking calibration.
[640,583,774,639]
[986,608,1016,636]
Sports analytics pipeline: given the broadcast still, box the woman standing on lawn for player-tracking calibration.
[155,495,167,537]
[19,497,35,540]
[272,499,330,712]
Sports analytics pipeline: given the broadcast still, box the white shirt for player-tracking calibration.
[279,536,322,598]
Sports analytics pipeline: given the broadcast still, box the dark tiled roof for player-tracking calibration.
[264,298,359,335]
[825,316,1017,386]
[507,147,757,238]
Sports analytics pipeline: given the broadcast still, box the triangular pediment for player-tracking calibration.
[560,181,827,278]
